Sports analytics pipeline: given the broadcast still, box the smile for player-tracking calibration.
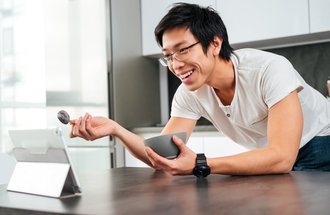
[179,70,194,80]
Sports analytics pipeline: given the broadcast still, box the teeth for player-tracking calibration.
[179,70,193,79]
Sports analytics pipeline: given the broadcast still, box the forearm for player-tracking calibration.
[209,92,302,175]
[207,147,295,175]
[112,122,152,167]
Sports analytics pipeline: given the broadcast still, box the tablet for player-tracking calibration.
[7,127,81,197]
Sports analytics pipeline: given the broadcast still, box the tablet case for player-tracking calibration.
[7,127,81,198]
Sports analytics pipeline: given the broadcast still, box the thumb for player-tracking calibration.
[172,135,186,150]
[69,119,77,125]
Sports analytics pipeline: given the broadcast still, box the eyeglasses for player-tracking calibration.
[158,41,200,67]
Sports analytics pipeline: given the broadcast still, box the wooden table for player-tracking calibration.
[1,167,330,214]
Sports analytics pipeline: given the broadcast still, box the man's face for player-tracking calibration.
[162,27,218,91]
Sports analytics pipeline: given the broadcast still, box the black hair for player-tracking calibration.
[155,3,233,61]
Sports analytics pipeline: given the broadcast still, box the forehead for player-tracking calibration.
[162,27,196,51]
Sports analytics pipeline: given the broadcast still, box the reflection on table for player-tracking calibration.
[1,167,330,214]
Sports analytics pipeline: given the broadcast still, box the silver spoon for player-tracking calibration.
[57,110,70,124]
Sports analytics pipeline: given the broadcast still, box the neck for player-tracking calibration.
[207,58,235,106]
[208,58,235,92]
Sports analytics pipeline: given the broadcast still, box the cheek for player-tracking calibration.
[168,67,176,76]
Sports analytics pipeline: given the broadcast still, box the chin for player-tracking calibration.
[184,83,201,92]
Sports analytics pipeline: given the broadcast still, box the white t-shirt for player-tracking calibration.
[171,49,330,149]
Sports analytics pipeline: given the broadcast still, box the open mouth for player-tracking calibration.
[179,69,194,80]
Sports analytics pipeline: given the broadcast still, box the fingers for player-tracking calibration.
[145,142,195,175]
[145,147,171,171]
[70,113,94,140]
[85,114,94,137]
[145,135,196,175]
[79,113,93,140]
[69,119,76,125]
[145,136,184,171]
[71,116,82,138]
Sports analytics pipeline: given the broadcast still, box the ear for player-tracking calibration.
[211,36,223,56]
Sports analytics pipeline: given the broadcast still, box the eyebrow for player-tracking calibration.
[162,41,188,52]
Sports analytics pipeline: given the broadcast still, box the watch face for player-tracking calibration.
[193,165,210,177]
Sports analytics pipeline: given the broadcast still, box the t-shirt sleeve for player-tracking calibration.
[261,56,303,108]
[170,84,201,120]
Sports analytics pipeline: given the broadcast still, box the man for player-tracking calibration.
[70,3,330,176]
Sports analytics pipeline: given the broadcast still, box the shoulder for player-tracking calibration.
[232,48,290,70]
[232,48,295,81]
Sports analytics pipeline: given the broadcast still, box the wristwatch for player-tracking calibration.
[193,153,211,177]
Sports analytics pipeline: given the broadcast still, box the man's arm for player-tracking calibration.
[161,117,197,137]
[146,90,303,175]
[70,113,197,168]
[116,117,196,166]
[208,90,303,175]
[70,114,154,166]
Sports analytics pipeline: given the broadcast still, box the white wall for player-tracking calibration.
[0,153,16,185]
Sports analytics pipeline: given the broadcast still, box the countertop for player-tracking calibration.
[132,125,218,134]
[1,167,330,214]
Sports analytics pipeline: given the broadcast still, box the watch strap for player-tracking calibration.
[196,153,207,166]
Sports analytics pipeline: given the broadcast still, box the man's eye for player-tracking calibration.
[179,48,188,54]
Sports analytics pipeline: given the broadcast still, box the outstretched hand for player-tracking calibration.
[70,113,117,141]
[145,135,196,175]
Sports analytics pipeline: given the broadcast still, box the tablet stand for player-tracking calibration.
[7,148,81,198]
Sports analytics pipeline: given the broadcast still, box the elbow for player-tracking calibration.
[277,165,292,174]
[273,158,295,174]
[267,146,298,174]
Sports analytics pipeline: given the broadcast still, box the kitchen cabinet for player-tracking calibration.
[186,136,204,154]
[141,0,216,56]
[125,131,248,167]
[204,135,248,158]
[216,0,309,44]
[309,0,330,33]
[124,132,153,168]
[141,0,313,56]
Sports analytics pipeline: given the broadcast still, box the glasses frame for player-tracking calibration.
[158,41,200,67]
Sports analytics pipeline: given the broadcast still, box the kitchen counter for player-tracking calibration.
[1,167,330,214]
[132,125,218,134]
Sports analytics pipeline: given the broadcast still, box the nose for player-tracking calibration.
[171,58,185,71]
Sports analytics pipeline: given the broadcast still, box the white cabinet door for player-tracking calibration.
[204,136,248,158]
[186,136,204,153]
[125,150,149,168]
[124,133,152,167]
[309,0,330,33]
[216,0,309,44]
[141,0,216,56]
